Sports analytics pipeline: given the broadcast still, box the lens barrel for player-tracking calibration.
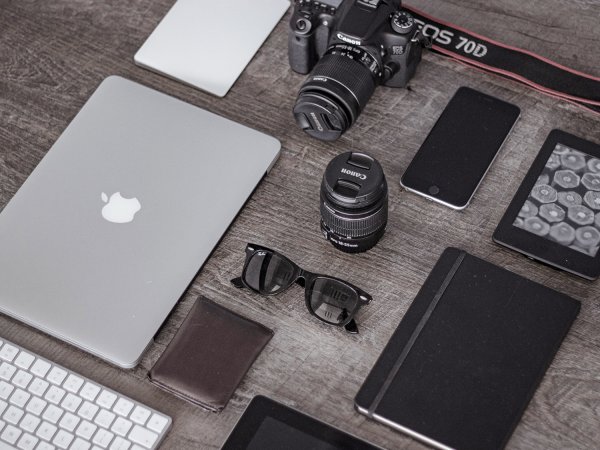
[294,45,380,141]
[320,152,388,253]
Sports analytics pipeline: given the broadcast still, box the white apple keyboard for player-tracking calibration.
[0,337,171,450]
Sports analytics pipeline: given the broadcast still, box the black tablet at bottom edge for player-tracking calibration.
[220,396,382,450]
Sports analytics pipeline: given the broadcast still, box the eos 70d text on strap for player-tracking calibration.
[404,4,600,115]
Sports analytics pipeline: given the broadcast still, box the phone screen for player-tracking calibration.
[401,87,520,209]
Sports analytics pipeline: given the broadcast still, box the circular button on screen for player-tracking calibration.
[428,185,440,195]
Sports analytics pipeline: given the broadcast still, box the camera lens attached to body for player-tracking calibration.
[294,45,380,141]
[288,0,429,141]
[320,151,388,253]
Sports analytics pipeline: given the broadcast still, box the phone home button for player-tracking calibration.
[428,185,440,195]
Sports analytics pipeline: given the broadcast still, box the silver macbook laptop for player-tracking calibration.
[0,76,280,368]
[134,0,290,97]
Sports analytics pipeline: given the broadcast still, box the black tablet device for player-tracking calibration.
[221,396,381,450]
[494,129,600,280]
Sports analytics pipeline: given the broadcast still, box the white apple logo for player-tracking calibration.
[101,192,141,224]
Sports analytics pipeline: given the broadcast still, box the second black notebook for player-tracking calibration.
[355,248,580,450]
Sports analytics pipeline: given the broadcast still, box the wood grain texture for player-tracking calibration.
[0,0,599,448]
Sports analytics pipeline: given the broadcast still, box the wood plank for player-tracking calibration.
[0,0,598,448]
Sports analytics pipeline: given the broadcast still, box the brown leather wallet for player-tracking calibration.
[148,296,273,412]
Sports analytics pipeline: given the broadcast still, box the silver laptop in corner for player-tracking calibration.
[0,76,280,368]
[134,0,290,97]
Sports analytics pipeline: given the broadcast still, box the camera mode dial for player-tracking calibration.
[391,11,415,34]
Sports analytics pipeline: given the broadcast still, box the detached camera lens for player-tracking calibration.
[320,152,388,253]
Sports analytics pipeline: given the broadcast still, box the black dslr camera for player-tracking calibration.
[289,0,429,141]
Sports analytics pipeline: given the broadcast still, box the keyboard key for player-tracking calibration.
[0,362,16,381]
[0,400,6,415]
[75,420,97,440]
[35,441,56,450]
[12,370,33,389]
[80,383,101,402]
[96,391,117,410]
[71,437,92,450]
[109,436,131,450]
[27,378,49,397]
[0,381,14,400]
[94,410,115,429]
[128,425,158,449]
[4,405,24,424]
[129,407,150,426]
[1,423,22,444]
[36,421,57,441]
[29,360,51,379]
[45,386,66,405]
[13,352,35,371]
[63,375,84,394]
[113,398,134,418]
[42,404,63,424]
[0,345,18,362]
[61,392,82,412]
[146,414,168,434]
[36,441,57,450]
[9,388,30,408]
[16,432,38,450]
[111,417,132,437]
[25,397,46,416]
[19,414,40,433]
[92,428,114,448]
[52,429,74,449]
[58,412,80,432]
[46,367,67,386]
[78,401,99,421]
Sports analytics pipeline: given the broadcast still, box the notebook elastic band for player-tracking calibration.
[367,251,466,416]
[405,5,600,115]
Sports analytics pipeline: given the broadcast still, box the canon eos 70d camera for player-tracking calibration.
[289,0,430,141]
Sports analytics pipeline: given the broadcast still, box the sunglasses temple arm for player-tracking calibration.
[344,319,359,334]
[230,277,246,289]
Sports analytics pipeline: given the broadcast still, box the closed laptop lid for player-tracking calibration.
[0,76,280,368]
[134,0,290,97]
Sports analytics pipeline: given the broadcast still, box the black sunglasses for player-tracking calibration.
[231,243,372,333]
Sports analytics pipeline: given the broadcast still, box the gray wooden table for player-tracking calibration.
[1,0,599,448]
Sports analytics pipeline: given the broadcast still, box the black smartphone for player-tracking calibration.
[401,87,520,209]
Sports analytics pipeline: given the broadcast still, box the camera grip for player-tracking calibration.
[289,32,316,74]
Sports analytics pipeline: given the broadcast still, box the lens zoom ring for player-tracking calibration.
[312,54,376,111]
[320,201,388,237]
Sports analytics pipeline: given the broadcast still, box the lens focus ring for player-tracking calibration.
[320,198,388,237]
[305,52,377,115]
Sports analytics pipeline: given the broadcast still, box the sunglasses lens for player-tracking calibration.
[244,251,296,294]
[309,278,358,324]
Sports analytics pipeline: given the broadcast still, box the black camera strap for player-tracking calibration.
[405,5,600,115]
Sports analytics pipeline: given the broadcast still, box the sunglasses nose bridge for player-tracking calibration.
[296,269,307,288]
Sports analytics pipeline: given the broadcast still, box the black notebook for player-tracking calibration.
[355,248,580,450]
